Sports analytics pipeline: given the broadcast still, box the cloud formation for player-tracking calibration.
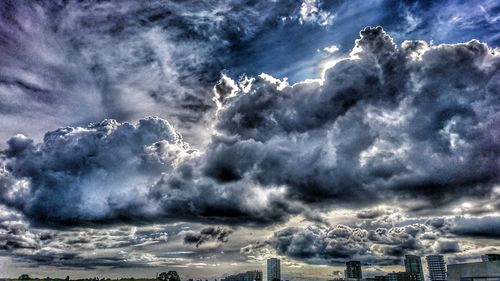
[208,26,500,211]
[1,0,500,274]
[299,0,333,26]
[0,204,201,269]
[1,117,195,227]
[183,227,233,247]
[267,223,433,265]
[0,0,304,146]
[259,212,500,266]
[0,27,499,232]
[438,216,500,238]
[0,118,301,227]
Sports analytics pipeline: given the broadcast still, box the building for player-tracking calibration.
[222,271,263,281]
[374,276,387,281]
[267,258,281,281]
[405,255,425,281]
[386,272,419,281]
[345,261,363,280]
[400,273,420,281]
[427,255,447,281]
[482,254,500,262]
[246,271,263,281]
[448,259,500,281]
[384,272,419,281]
[387,273,400,281]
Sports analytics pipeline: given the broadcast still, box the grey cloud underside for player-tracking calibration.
[183,227,233,247]
[262,215,500,265]
[0,206,198,268]
[267,224,432,265]
[0,118,298,227]
[0,27,499,229]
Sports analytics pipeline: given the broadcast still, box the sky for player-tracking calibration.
[0,0,500,280]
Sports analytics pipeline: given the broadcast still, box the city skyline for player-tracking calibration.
[1,0,500,279]
[7,254,498,281]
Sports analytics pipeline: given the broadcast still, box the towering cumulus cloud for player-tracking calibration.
[209,26,500,210]
[1,27,499,230]
[0,119,297,227]
[1,118,196,226]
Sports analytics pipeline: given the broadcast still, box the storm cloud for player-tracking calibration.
[207,26,500,210]
[1,117,195,226]
[266,223,435,265]
[0,27,499,231]
[261,213,500,265]
[183,227,233,247]
[0,0,499,274]
[0,117,301,227]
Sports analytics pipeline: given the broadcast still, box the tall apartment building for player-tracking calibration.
[345,261,363,280]
[405,255,425,281]
[267,258,281,281]
[427,255,447,281]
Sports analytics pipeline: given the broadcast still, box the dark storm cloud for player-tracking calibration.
[266,223,436,265]
[441,216,500,238]
[9,249,176,269]
[1,0,499,272]
[0,117,302,227]
[0,207,41,251]
[207,26,500,210]
[0,117,195,227]
[1,27,499,229]
[183,227,233,247]
[264,215,498,265]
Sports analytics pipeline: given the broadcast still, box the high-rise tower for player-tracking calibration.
[427,255,447,281]
[267,258,281,281]
[345,261,363,280]
[405,255,424,281]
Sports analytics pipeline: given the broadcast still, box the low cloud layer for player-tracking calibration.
[257,213,500,265]
[0,205,195,269]
[183,227,233,247]
[268,224,432,265]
